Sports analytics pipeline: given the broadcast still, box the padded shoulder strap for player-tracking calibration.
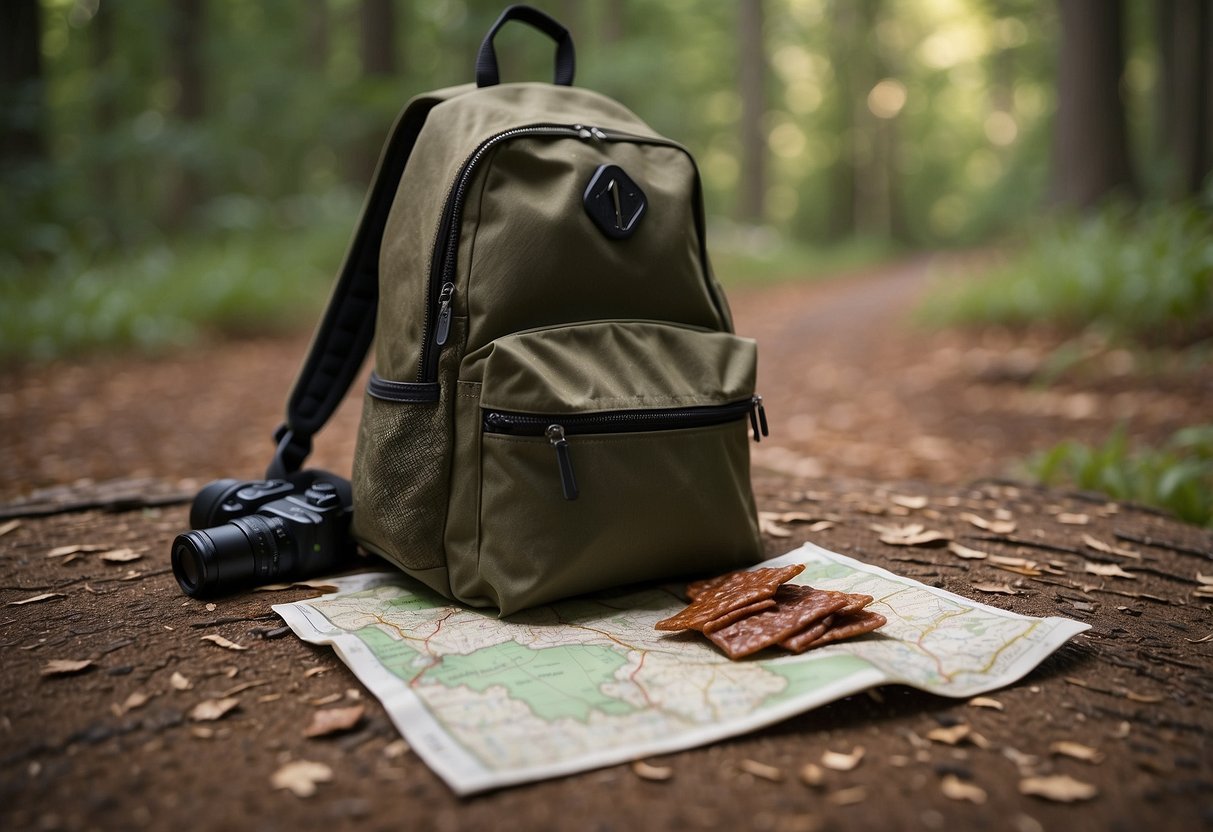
[267,92,451,479]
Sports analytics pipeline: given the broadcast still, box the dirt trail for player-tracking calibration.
[1,257,1211,830]
[6,252,1207,503]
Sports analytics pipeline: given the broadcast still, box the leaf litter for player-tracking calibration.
[303,705,365,738]
[1049,741,1104,763]
[1018,774,1098,803]
[200,634,248,651]
[940,774,987,804]
[190,698,240,722]
[9,592,65,606]
[821,746,864,771]
[1084,562,1136,580]
[738,759,783,781]
[272,760,333,798]
[41,659,94,677]
[98,547,143,563]
[631,760,673,781]
[960,513,1016,534]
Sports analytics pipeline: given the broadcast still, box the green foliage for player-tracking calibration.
[1026,425,1213,527]
[709,227,895,287]
[922,199,1213,344]
[0,190,357,363]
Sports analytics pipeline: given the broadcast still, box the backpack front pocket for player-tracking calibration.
[458,320,765,614]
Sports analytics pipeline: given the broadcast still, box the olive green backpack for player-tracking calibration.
[268,5,766,614]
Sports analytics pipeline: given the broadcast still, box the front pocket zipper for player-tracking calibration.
[483,396,768,501]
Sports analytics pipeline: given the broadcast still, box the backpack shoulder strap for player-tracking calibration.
[267,89,460,479]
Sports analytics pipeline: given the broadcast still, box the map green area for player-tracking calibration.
[274,543,1088,795]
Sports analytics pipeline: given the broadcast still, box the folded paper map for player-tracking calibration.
[274,542,1088,795]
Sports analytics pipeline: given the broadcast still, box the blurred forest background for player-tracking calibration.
[1,0,1211,520]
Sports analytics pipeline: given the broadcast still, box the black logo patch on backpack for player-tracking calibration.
[583,164,646,239]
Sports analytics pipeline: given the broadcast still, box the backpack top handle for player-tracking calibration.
[475,4,576,88]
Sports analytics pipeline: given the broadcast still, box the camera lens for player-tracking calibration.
[171,515,294,598]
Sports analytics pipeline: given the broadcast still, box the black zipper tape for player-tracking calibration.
[483,396,768,501]
[417,123,726,383]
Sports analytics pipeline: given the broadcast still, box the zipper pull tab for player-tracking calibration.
[546,424,579,500]
[434,282,455,346]
[590,127,607,140]
[574,123,592,139]
[750,395,769,442]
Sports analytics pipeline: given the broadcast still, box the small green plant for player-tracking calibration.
[922,199,1213,345]
[1026,425,1213,527]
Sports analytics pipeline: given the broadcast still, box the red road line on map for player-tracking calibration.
[628,650,654,708]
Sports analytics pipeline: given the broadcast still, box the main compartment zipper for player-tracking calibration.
[483,396,768,501]
[418,122,723,382]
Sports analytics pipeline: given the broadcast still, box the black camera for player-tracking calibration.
[171,471,357,598]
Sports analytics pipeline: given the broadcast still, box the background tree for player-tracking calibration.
[1050,0,1136,209]
[737,0,767,223]
[1155,0,1213,197]
[0,0,46,167]
[167,0,207,229]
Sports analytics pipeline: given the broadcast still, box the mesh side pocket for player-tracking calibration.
[351,386,451,573]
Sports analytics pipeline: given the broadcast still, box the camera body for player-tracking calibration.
[171,471,356,598]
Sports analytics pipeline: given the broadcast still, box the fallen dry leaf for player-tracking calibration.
[988,554,1043,577]
[758,513,793,538]
[99,547,143,563]
[170,671,193,691]
[9,592,65,606]
[798,763,824,787]
[940,774,987,804]
[1197,573,1213,585]
[112,691,152,716]
[272,760,333,798]
[948,542,988,560]
[1081,534,1140,560]
[200,634,248,651]
[190,726,215,739]
[970,581,1021,595]
[46,544,107,558]
[1184,633,1213,644]
[968,696,1004,711]
[806,520,834,533]
[738,759,782,781]
[1019,774,1098,803]
[960,513,1016,534]
[827,786,867,806]
[41,659,94,677]
[219,680,270,698]
[303,667,327,678]
[0,519,21,537]
[927,724,972,746]
[309,692,343,706]
[1084,562,1136,580]
[1057,513,1089,525]
[190,697,240,722]
[303,705,365,738]
[254,578,340,593]
[821,747,864,771]
[1050,741,1104,764]
[631,760,672,781]
[383,739,410,759]
[891,494,928,510]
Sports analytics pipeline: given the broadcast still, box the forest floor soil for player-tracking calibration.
[1,254,1210,830]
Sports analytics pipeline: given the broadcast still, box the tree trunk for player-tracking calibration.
[1049,0,1136,209]
[1155,0,1213,198]
[360,0,397,77]
[352,0,398,183]
[0,0,45,167]
[736,0,767,223]
[167,0,206,229]
[308,0,331,74]
[92,1,118,215]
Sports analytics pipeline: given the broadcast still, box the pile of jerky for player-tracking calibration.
[655,564,887,660]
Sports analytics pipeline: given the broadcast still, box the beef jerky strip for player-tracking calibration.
[706,585,849,659]
[701,598,777,634]
[779,614,836,654]
[789,610,888,652]
[655,564,805,632]
[686,573,729,600]
[838,593,873,615]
